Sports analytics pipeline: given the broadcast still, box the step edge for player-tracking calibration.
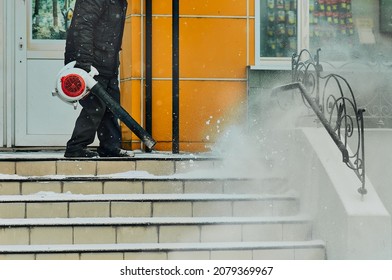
[0,175,261,182]
[0,151,221,162]
[0,215,312,226]
[0,240,326,253]
[0,193,299,203]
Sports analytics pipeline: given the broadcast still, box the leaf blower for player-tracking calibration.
[52,61,156,150]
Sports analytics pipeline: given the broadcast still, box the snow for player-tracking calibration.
[0,240,325,253]
[0,148,275,181]
[0,149,215,160]
[0,192,296,202]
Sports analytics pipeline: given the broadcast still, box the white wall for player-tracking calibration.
[363,129,392,218]
[288,127,391,259]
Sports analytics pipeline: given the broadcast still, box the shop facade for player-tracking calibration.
[0,0,391,151]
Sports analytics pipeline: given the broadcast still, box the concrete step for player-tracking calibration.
[0,216,313,245]
[0,241,326,260]
[0,193,300,218]
[0,176,289,196]
[0,151,290,196]
[0,152,220,176]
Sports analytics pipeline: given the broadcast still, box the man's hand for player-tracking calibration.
[74,61,91,73]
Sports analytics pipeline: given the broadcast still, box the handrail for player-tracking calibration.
[272,82,349,163]
[272,49,367,196]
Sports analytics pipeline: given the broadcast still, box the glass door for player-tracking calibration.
[14,0,83,146]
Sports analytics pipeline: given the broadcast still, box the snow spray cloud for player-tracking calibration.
[209,82,309,181]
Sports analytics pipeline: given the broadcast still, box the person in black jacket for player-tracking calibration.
[64,0,133,158]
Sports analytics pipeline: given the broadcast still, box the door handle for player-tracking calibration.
[19,37,23,50]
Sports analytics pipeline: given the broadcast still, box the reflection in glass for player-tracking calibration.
[309,0,355,59]
[260,0,298,58]
[259,0,357,59]
[32,0,76,40]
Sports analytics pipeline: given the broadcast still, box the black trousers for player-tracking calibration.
[66,76,121,152]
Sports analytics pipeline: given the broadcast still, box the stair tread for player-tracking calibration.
[0,215,311,226]
[0,240,325,253]
[0,173,282,181]
[0,193,298,202]
[0,150,219,161]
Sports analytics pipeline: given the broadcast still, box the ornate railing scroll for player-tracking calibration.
[272,49,367,196]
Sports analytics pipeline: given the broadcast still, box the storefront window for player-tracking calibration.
[309,0,355,59]
[255,0,386,68]
[256,0,358,66]
[259,0,298,58]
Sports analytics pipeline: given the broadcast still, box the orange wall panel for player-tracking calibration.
[151,17,173,78]
[128,0,142,15]
[180,18,248,78]
[120,80,142,120]
[249,0,255,16]
[150,81,173,141]
[180,81,247,141]
[249,18,255,66]
[121,16,143,78]
[152,0,249,16]
[120,80,143,145]
[152,17,248,79]
[120,17,134,80]
[149,80,246,142]
[180,0,248,16]
[130,15,143,77]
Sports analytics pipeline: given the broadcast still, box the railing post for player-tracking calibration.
[358,108,367,196]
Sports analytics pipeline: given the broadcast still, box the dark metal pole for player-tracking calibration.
[145,0,153,150]
[358,108,367,196]
[172,0,180,153]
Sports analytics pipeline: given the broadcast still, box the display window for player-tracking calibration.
[255,0,360,69]
[260,0,299,58]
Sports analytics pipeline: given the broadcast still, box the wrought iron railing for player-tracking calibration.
[272,49,367,196]
[319,53,392,128]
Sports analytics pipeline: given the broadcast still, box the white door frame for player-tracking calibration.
[14,0,27,146]
[1,0,15,147]
[0,0,5,147]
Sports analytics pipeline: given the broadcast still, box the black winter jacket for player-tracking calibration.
[65,0,128,77]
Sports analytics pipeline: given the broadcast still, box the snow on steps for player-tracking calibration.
[0,241,326,260]
[0,152,326,260]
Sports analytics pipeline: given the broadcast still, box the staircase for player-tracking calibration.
[0,151,325,260]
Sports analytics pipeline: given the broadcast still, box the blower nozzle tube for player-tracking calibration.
[90,83,156,150]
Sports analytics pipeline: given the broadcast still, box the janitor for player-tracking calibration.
[64,0,133,158]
